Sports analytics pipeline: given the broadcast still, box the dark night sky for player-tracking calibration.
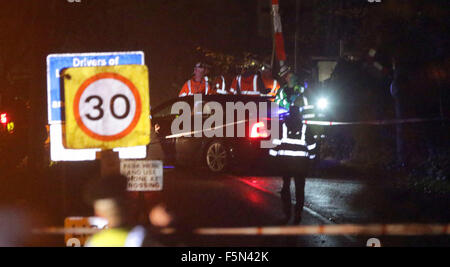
[0,0,447,185]
[1,0,447,104]
[0,0,280,159]
[1,0,271,106]
[0,0,448,143]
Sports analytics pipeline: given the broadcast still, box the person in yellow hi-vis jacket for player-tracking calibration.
[84,174,146,247]
[84,174,172,247]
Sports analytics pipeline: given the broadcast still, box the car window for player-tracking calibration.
[152,97,195,118]
[151,96,282,119]
[203,102,214,115]
[193,100,203,115]
[193,101,215,115]
[152,102,173,118]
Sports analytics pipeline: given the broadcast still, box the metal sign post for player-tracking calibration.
[96,150,121,177]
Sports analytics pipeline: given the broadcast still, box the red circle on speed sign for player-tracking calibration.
[73,72,142,141]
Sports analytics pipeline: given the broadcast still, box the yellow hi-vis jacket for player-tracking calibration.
[85,226,146,247]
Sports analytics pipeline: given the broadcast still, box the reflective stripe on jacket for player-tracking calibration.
[179,77,209,97]
[272,85,316,160]
[261,76,280,97]
[230,74,262,95]
[213,75,228,95]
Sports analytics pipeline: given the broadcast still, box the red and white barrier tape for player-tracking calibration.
[195,224,450,236]
[302,117,445,126]
[35,223,450,236]
[33,227,101,235]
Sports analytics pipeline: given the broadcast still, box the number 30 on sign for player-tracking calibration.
[63,65,150,149]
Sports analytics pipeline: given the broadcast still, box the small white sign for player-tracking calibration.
[120,160,163,191]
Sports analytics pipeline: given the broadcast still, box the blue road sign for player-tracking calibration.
[46,51,145,123]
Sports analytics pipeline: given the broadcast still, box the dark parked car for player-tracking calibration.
[149,95,310,176]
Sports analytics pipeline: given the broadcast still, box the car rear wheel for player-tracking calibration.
[205,141,228,173]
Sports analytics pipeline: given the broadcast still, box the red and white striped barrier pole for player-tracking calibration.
[272,0,287,66]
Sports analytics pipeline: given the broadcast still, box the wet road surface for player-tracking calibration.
[142,169,360,247]
[26,162,449,246]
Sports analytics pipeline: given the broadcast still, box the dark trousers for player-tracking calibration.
[281,175,306,221]
[161,138,176,165]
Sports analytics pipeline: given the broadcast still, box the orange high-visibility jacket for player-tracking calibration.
[179,77,210,97]
[229,74,265,95]
[262,76,281,97]
[210,75,228,95]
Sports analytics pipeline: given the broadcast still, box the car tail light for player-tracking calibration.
[0,113,8,124]
[250,121,269,138]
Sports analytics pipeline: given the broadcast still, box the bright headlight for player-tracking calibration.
[317,98,329,110]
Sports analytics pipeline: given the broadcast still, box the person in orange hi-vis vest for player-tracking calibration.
[229,61,269,96]
[210,75,229,95]
[179,62,211,97]
[260,64,281,98]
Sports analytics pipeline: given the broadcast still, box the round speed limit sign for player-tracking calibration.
[74,72,141,141]
[63,65,150,149]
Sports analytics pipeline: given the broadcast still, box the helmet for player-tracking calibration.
[278,64,292,78]
[260,62,272,71]
[241,58,259,73]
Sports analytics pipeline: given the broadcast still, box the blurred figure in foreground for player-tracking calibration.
[0,207,30,247]
[84,174,171,247]
[84,174,143,247]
